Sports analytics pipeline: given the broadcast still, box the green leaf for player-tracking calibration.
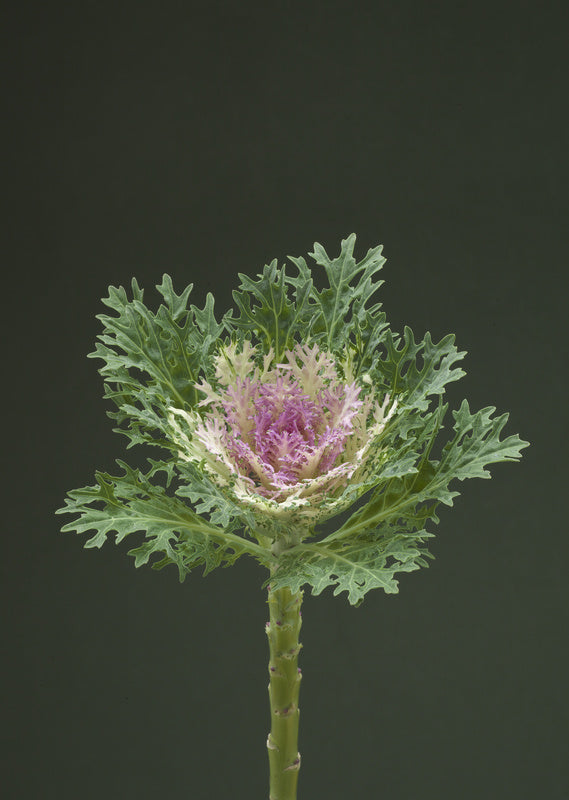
[230,259,313,361]
[306,233,386,352]
[228,234,387,362]
[372,327,467,411]
[268,526,434,606]
[56,461,271,580]
[437,400,529,483]
[90,276,224,448]
[155,274,193,321]
[332,402,529,542]
[175,461,257,532]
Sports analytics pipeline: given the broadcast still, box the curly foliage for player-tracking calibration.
[58,235,528,603]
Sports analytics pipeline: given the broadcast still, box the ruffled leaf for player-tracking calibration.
[89,276,225,448]
[56,460,271,580]
[268,525,434,606]
[230,259,313,361]
[328,402,529,544]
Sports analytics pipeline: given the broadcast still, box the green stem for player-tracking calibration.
[266,584,303,800]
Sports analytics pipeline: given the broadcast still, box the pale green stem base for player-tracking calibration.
[266,585,303,800]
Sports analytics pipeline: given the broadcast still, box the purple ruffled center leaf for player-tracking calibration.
[186,343,387,503]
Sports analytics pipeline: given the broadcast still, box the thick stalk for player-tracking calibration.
[266,585,303,800]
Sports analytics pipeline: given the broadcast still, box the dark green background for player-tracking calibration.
[5,3,567,798]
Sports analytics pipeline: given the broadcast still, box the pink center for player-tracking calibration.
[189,343,376,503]
[204,375,363,497]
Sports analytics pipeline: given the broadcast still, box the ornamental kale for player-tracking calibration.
[57,234,528,800]
[57,234,528,605]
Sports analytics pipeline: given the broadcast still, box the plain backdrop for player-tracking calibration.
[4,2,568,798]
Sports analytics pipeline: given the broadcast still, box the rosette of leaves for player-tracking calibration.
[57,235,528,605]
